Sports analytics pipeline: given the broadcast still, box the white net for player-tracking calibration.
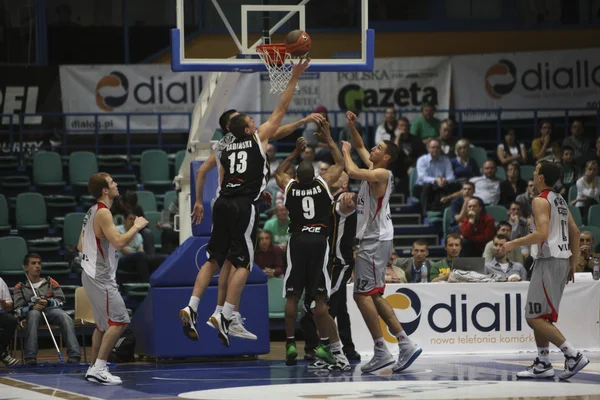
[256,44,299,94]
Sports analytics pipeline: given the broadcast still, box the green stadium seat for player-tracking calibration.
[569,205,582,227]
[409,168,419,203]
[0,236,28,275]
[470,146,488,170]
[174,150,186,175]
[520,165,536,181]
[16,193,49,230]
[136,190,157,212]
[140,150,171,188]
[144,211,162,251]
[496,166,506,180]
[486,205,508,223]
[0,194,11,232]
[64,212,85,248]
[267,277,285,319]
[163,190,178,211]
[69,152,98,188]
[568,185,578,204]
[442,207,453,236]
[33,151,65,187]
[588,205,600,228]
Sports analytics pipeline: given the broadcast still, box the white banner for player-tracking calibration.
[452,48,600,121]
[260,57,452,126]
[347,280,600,354]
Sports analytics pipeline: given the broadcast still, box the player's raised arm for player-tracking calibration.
[96,208,148,250]
[275,137,305,191]
[317,121,344,187]
[346,111,372,169]
[341,140,389,184]
[270,113,325,142]
[191,153,217,225]
[258,58,310,143]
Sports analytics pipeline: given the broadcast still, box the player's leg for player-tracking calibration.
[89,328,104,367]
[330,264,360,360]
[283,234,304,366]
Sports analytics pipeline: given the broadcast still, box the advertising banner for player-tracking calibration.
[347,281,600,354]
[452,48,600,121]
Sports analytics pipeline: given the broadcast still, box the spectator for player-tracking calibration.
[470,160,501,206]
[13,253,81,366]
[515,179,537,218]
[450,138,480,183]
[460,197,495,257]
[576,231,600,273]
[438,119,458,158]
[483,221,525,264]
[532,121,561,162]
[300,144,321,175]
[415,139,456,214]
[266,143,281,185]
[0,277,18,367]
[264,203,290,248]
[497,128,527,166]
[393,240,432,283]
[116,209,151,282]
[499,161,527,205]
[302,106,331,161]
[394,117,427,174]
[562,120,589,165]
[448,182,475,233]
[385,251,408,283]
[410,103,441,143]
[374,107,397,144]
[430,233,462,282]
[317,162,330,177]
[484,235,528,281]
[573,160,600,224]
[588,136,600,166]
[156,197,180,254]
[254,230,285,278]
[555,146,578,197]
[507,201,528,240]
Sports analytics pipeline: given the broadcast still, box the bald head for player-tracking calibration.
[330,171,349,193]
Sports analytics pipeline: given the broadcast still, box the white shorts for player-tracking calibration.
[82,272,130,332]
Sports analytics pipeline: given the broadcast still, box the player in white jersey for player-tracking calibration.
[503,161,588,380]
[77,173,148,385]
[340,111,422,374]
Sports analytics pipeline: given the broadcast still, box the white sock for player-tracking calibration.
[559,341,578,357]
[395,330,411,345]
[222,302,235,320]
[331,341,342,353]
[188,296,200,313]
[214,305,223,314]
[95,359,107,369]
[374,337,386,352]
[537,347,550,363]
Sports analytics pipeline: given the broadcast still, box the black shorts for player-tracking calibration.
[206,196,259,269]
[284,233,330,301]
[329,260,354,297]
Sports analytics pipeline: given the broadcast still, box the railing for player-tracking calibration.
[1,108,599,160]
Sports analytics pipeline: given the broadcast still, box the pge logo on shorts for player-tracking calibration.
[380,288,421,342]
[302,225,322,233]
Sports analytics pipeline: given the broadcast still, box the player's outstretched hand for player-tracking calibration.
[305,113,325,125]
[295,137,307,153]
[314,121,332,141]
[291,57,311,77]
[567,267,575,284]
[341,140,352,154]
[260,191,273,206]
[346,111,357,125]
[338,192,357,207]
[134,216,149,230]
[191,201,204,225]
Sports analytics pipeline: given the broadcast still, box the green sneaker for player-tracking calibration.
[316,345,335,365]
[286,343,298,366]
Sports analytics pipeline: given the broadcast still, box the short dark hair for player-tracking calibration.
[296,161,315,183]
[413,239,429,248]
[258,229,272,239]
[496,221,511,233]
[428,138,441,147]
[446,233,462,243]
[228,113,250,138]
[219,109,237,132]
[398,116,409,126]
[24,252,41,266]
[509,201,521,209]
[562,145,574,154]
[88,172,110,199]
[382,140,399,169]
[123,207,139,219]
[462,181,474,190]
[537,160,562,187]
[494,234,509,242]
[123,190,138,207]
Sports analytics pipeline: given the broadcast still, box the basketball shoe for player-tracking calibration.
[179,306,199,341]
[286,342,298,366]
[516,358,555,379]
[328,352,351,371]
[558,352,589,380]
[86,364,122,385]
[0,352,19,367]
[316,345,336,365]
[361,346,394,373]
[392,343,422,372]
[209,312,231,347]
[207,313,257,340]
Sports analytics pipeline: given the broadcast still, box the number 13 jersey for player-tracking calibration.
[530,189,572,259]
[284,176,334,236]
[218,131,269,201]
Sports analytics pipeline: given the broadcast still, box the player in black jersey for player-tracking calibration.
[274,124,349,371]
[180,58,311,347]
[301,171,360,362]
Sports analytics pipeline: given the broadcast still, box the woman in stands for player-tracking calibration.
[572,160,600,224]
[497,128,528,166]
[532,121,561,162]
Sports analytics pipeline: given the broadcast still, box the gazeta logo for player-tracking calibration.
[381,288,524,343]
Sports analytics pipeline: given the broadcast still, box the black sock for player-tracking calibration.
[286,337,296,345]
[320,337,330,348]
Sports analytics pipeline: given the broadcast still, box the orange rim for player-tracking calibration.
[256,43,287,66]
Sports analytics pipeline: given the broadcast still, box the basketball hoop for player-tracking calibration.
[256,43,299,94]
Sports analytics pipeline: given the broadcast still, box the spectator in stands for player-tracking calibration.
[264,203,290,249]
[111,190,138,225]
[0,277,18,367]
[13,253,80,366]
[555,146,578,197]
[430,233,462,282]
[410,103,441,143]
[507,201,528,240]
[499,161,527,205]
[317,162,330,177]
[573,160,600,224]
[415,138,456,214]
[562,120,589,165]
[576,231,599,273]
[484,235,528,281]
[156,197,179,254]
[532,121,561,162]
[470,160,501,206]
[483,222,525,264]
[300,144,321,174]
[448,182,475,233]
[450,138,479,184]
[588,136,600,166]
[438,119,458,158]
[497,128,527,166]
[395,117,426,174]
[515,180,536,218]
[385,251,408,283]
[254,230,285,278]
[460,197,495,257]
[375,107,397,144]
[393,240,432,283]
[303,106,332,162]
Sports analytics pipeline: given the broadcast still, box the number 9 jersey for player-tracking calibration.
[283,176,334,236]
[218,131,270,201]
[530,189,572,259]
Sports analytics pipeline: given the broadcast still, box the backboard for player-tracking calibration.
[171,0,373,72]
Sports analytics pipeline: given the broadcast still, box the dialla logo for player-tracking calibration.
[337,83,438,111]
[96,71,129,112]
[380,288,421,342]
[485,59,517,99]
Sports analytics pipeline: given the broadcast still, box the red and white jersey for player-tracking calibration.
[356,170,394,241]
[530,189,572,259]
[80,203,118,281]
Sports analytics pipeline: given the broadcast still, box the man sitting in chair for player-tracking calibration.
[13,253,81,366]
[0,277,18,367]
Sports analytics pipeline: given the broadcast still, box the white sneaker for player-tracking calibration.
[392,343,422,372]
[179,306,199,341]
[328,352,351,371]
[558,352,589,380]
[360,349,394,373]
[84,364,93,381]
[229,314,257,340]
[209,312,231,347]
[516,358,555,379]
[86,365,122,385]
[206,312,218,329]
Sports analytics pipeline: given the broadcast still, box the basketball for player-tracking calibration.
[285,29,311,57]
